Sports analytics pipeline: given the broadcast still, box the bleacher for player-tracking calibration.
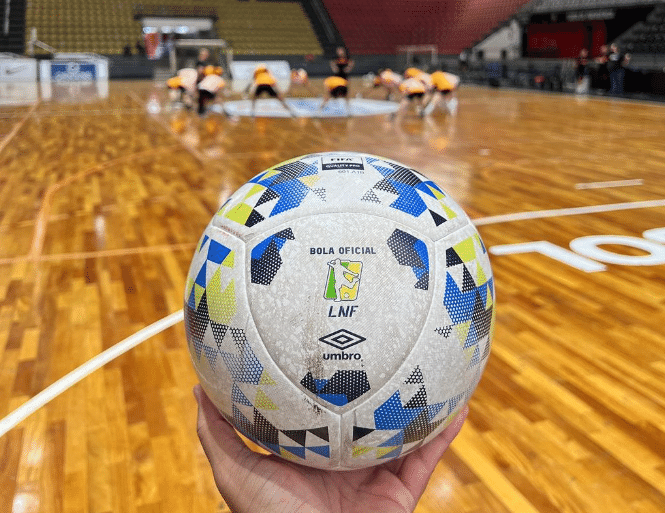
[520,0,658,13]
[617,3,665,54]
[321,0,530,55]
[25,0,323,56]
[219,2,322,56]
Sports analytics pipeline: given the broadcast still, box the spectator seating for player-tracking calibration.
[521,0,657,14]
[618,3,665,54]
[322,0,530,55]
[25,0,322,56]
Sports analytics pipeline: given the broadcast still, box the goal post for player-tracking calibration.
[396,44,438,72]
[171,39,233,77]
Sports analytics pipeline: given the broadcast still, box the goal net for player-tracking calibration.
[171,39,233,78]
[396,45,438,72]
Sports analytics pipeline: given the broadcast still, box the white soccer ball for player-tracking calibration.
[185,152,495,470]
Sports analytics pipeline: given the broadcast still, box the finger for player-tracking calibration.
[194,385,263,474]
[417,405,469,470]
[396,406,469,498]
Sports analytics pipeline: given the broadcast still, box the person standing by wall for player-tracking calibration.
[594,44,610,94]
[575,48,590,95]
[607,43,630,96]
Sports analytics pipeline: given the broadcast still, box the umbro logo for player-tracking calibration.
[319,329,365,350]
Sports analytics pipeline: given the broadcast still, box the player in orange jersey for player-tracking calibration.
[319,75,351,116]
[289,68,316,96]
[404,67,434,93]
[371,69,402,100]
[204,65,224,78]
[424,70,460,115]
[249,64,295,117]
[166,68,198,109]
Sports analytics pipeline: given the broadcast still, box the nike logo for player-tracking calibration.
[4,66,28,75]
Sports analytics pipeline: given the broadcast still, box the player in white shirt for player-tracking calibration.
[197,69,226,115]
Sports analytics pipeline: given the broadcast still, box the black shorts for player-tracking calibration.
[199,90,215,101]
[330,85,348,98]
[407,92,424,100]
[438,88,453,95]
[255,84,278,98]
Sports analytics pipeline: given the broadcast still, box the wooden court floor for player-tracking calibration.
[0,79,664,513]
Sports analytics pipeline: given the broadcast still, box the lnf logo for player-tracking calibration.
[324,259,362,301]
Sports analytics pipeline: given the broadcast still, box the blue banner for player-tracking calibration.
[51,62,97,82]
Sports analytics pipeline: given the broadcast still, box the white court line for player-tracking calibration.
[574,179,644,190]
[0,310,184,438]
[473,199,665,226]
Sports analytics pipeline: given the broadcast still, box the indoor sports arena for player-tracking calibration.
[1,1,664,512]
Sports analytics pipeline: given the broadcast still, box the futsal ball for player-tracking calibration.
[184,152,494,470]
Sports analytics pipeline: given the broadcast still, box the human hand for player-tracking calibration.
[194,384,468,513]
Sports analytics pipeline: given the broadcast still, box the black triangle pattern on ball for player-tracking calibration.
[250,240,281,285]
[373,178,399,195]
[388,167,422,187]
[300,370,371,406]
[308,426,330,443]
[184,239,331,462]
[446,247,464,267]
[405,366,424,384]
[471,292,494,344]
[352,367,469,462]
[442,234,494,371]
[429,209,447,226]
[414,273,429,291]
[462,266,477,293]
[386,229,429,290]
[361,189,381,203]
[353,426,374,441]
[270,160,311,184]
[402,408,445,444]
[404,386,428,409]
[232,404,331,460]
[312,187,326,201]
[255,188,279,207]
[184,294,208,360]
[273,228,296,240]
[210,321,228,349]
[282,429,307,446]
[250,228,295,286]
[245,209,265,227]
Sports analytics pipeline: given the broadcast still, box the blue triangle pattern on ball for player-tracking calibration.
[207,239,231,264]
[353,368,473,461]
[307,445,330,458]
[300,370,371,406]
[374,391,425,430]
[247,159,319,220]
[443,270,494,369]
